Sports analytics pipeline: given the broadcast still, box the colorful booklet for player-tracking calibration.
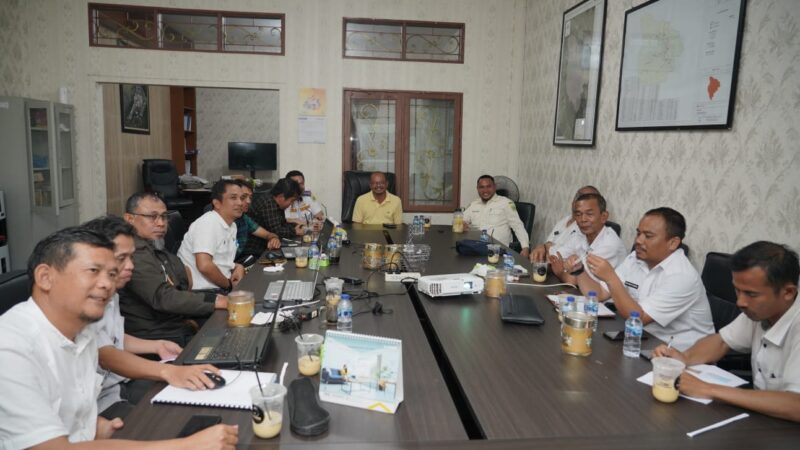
[319,331,403,414]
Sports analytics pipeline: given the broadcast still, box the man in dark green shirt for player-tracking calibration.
[235,180,281,259]
[242,178,305,256]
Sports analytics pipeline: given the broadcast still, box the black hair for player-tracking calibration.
[477,174,495,185]
[125,192,164,214]
[210,179,240,203]
[574,193,607,213]
[285,170,304,180]
[731,241,800,293]
[27,227,115,282]
[235,179,254,192]
[270,177,303,199]
[82,215,136,241]
[644,207,686,240]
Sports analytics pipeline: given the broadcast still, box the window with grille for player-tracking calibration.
[343,18,464,63]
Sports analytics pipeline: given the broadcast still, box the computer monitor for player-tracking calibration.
[228,142,277,179]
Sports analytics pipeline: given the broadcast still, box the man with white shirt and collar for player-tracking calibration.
[463,175,530,257]
[0,227,238,449]
[577,207,714,351]
[529,185,600,262]
[653,241,800,423]
[284,170,325,225]
[547,192,626,284]
[179,179,246,292]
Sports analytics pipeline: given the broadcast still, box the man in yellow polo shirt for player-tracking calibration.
[352,172,403,225]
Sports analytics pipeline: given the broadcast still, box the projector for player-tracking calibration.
[417,273,484,297]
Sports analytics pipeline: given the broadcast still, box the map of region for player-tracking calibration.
[637,15,684,84]
[707,76,720,100]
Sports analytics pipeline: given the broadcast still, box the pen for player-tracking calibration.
[666,336,674,350]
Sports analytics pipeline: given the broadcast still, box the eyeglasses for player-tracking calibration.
[130,212,169,223]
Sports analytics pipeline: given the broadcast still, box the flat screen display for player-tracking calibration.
[228,142,277,171]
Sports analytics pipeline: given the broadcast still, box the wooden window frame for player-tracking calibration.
[88,3,285,55]
[343,89,463,213]
[342,18,465,64]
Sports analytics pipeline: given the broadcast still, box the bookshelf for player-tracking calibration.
[169,87,197,175]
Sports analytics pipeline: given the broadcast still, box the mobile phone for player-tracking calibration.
[178,414,221,437]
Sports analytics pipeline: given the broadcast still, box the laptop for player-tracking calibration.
[264,269,320,302]
[181,298,282,368]
[500,291,545,325]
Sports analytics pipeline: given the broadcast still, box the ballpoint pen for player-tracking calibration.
[666,336,674,350]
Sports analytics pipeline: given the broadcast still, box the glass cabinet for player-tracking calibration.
[24,101,76,214]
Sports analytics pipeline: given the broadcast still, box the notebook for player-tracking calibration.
[151,369,275,410]
[500,292,545,325]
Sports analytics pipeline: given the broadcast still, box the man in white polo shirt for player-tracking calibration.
[577,207,714,351]
[0,227,238,448]
[548,193,626,284]
[654,241,800,422]
[529,185,600,262]
[179,179,246,292]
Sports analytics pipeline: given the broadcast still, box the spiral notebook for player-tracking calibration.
[319,331,403,414]
[151,369,275,410]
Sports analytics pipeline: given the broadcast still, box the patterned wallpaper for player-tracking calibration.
[196,88,280,181]
[518,0,800,267]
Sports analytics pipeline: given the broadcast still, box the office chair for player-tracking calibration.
[163,210,187,254]
[0,270,29,315]
[629,242,690,258]
[605,221,621,237]
[141,159,194,210]
[341,171,397,223]
[510,201,535,253]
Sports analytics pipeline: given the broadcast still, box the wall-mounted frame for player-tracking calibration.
[120,84,150,134]
[616,0,747,130]
[553,0,606,147]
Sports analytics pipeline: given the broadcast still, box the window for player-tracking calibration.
[343,18,464,63]
[343,90,463,212]
[89,3,284,55]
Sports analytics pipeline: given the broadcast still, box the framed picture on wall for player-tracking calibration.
[615,0,746,130]
[120,84,150,134]
[553,0,606,147]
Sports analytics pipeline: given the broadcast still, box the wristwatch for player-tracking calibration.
[569,267,585,276]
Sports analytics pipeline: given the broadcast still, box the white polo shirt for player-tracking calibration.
[720,299,800,392]
[546,214,579,249]
[285,191,323,221]
[0,299,102,447]
[178,210,238,291]
[463,194,529,248]
[611,249,715,351]
[553,225,627,276]
[87,293,127,413]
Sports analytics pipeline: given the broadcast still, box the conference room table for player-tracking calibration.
[116,224,800,448]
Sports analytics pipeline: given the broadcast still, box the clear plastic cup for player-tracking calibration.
[532,261,548,283]
[295,247,309,268]
[250,383,286,439]
[487,244,501,264]
[484,270,507,298]
[323,278,344,324]
[295,333,324,376]
[651,357,686,403]
[227,290,254,327]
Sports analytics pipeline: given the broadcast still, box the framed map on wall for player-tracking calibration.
[553,0,606,147]
[615,0,747,130]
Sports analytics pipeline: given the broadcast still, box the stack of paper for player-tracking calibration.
[637,364,749,404]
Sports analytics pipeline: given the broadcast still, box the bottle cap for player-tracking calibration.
[341,294,350,300]
[631,311,640,317]
[566,296,575,303]
[588,290,597,296]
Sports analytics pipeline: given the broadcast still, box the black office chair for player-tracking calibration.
[163,210,187,254]
[0,270,30,315]
[510,201,535,253]
[341,171,397,223]
[605,221,621,237]
[142,159,193,211]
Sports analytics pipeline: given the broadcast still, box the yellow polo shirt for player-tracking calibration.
[352,192,403,224]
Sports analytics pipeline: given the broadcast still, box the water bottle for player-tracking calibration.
[337,294,353,332]
[585,290,599,331]
[502,253,514,271]
[327,236,340,264]
[560,296,576,322]
[480,229,489,242]
[623,311,643,358]
[415,215,424,235]
[308,241,320,270]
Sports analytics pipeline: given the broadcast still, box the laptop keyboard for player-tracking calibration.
[208,327,262,360]
[264,280,313,301]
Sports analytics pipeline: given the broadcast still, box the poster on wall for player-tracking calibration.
[553,0,606,147]
[615,0,746,130]
[298,88,327,116]
[119,84,150,134]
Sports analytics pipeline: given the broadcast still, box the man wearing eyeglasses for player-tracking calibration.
[120,192,228,345]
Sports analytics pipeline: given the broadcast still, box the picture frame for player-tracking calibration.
[615,0,746,130]
[120,84,150,134]
[553,0,606,147]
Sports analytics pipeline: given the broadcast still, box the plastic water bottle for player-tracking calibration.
[308,241,320,270]
[480,229,489,242]
[327,236,339,264]
[560,296,576,322]
[585,290,599,331]
[623,311,643,358]
[337,294,353,332]
[502,253,514,271]
[416,215,424,235]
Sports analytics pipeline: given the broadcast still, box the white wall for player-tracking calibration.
[517,0,800,267]
[0,0,527,224]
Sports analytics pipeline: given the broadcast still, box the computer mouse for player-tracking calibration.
[204,371,226,389]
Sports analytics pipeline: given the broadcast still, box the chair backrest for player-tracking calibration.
[0,270,30,315]
[341,171,397,222]
[701,252,740,332]
[142,159,180,199]
[163,210,186,254]
[605,221,621,237]
[511,201,535,246]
